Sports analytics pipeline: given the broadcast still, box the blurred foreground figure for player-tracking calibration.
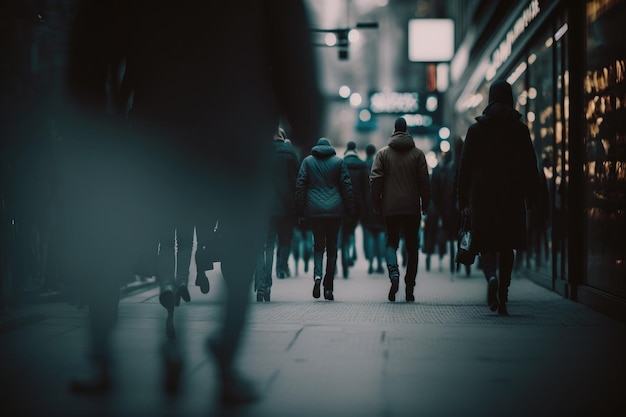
[64,0,320,404]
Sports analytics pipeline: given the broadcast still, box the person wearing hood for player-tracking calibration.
[340,141,369,278]
[254,127,300,302]
[370,117,431,302]
[295,138,355,300]
[457,79,540,315]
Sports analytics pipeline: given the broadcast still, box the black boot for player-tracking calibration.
[387,264,400,302]
[487,276,499,311]
[405,285,415,302]
[498,276,510,315]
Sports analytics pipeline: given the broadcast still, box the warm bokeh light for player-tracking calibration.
[324,32,337,46]
[359,109,372,122]
[349,92,362,107]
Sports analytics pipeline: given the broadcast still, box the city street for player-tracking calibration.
[2,249,624,417]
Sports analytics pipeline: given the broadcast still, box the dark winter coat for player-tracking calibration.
[295,141,355,219]
[343,150,368,221]
[269,139,300,217]
[364,154,385,231]
[431,153,460,238]
[457,83,540,252]
[370,131,431,217]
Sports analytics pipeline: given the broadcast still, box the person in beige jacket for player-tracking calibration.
[370,117,431,302]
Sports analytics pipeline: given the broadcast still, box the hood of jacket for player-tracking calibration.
[388,131,415,151]
[476,102,522,124]
[312,143,336,158]
[344,149,359,158]
[477,79,521,123]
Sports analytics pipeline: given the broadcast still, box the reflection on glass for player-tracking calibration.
[584,0,626,297]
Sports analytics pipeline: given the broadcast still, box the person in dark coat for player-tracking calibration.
[457,79,540,315]
[431,150,464,274]
[254,128,300,302]
[363,144,386,274]
[295,138,354,301]
[340,141,368,278]
[421,198,445,272]
[371,117,431,302]
[63,0,321,404]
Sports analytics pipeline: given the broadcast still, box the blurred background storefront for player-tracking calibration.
[444,0,626,321]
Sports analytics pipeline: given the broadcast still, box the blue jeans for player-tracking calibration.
[384,214,421,287]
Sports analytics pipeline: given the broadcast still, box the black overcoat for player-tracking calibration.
[457,103,539,252]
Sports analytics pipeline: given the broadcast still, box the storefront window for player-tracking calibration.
[514,27,555,278]
[584,0,626,297]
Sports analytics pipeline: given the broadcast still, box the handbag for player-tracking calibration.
[455,213,476,265]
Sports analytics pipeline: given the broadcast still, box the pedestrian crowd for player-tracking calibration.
[2,0,541,406]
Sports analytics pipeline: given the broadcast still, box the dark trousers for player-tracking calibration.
[273,215,295,275]
[341,216,358,268]
[255,215,295,291]
[310,218,342,290]
[385,214,421,287]
[480,249,514,302]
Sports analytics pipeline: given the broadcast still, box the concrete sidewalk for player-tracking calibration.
[1,253,624,417]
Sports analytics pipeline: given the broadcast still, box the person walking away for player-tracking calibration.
[254,127,299,301]
[274,131,299,279]
[370,117,431,302]
[341,141,368,278]
[291,218,313,276]
[456,79,539,315]
[422,199,445,272]
[296,138,354,301]
[363,144,386,274]
[428,151,457,273]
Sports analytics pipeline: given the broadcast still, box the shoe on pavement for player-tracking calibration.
[313,277,322,299]
[324,289,334,301]
[498,302,508,315]
[406,286,415,302]
[388,279,399,302]
[488,276,499,311]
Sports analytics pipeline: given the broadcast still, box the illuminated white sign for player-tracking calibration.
[485,0,541,81]
[402,113,433,127]
[370,92,419,113]
[408,19,455,62]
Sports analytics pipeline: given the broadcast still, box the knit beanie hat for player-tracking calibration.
[394,117,407,132]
